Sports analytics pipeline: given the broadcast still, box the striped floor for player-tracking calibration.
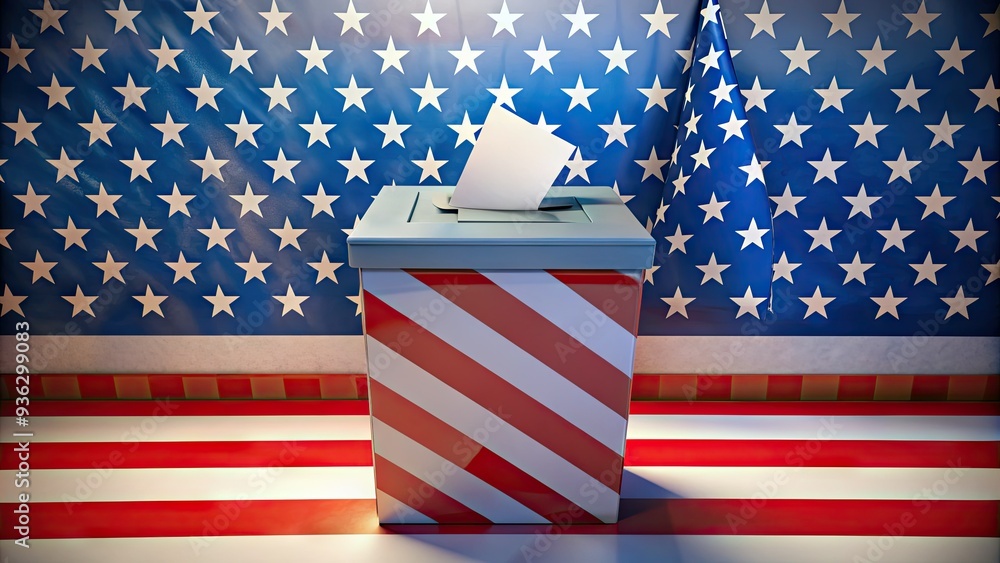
[1,400,997,562]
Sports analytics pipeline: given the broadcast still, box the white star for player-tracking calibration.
[950,219,986,252]
[739,154,766,186]
[338,148,373,183]
[413,1,445,36]
[165,252,200,283]
[747,0,784,38]
[204,286,238,317]
[414,147,446,183]
[780,38,818,75]
[121,148,155,182]
[958,148,997,184]
[565,148,595,183]
[346,293,363,316]
[337,75,372,112]
[149,37,183,72]
[910,252,945,285]
[63,286,97,317]
[21,251,57,283]
[915,185,954,219]
[638,76,674,112]
[672,168,690,196]
[185,0,218,35]
[941,287,977,320]
[843,184,881,218]
[731,287,766,319]
[134,286,167,318]
[709,76,736,108]
[718,110,748,142]
[891,76,929,112]
[30,0,68,34]
[87,183,121,218]
[0,36,32,72]
[412,74,447,111]
[259,0,291,35]
[983,260,1000,285]
[877,219,914,252]
[700,0,721,28]
[970,77,1000,112]
[487,75,520,110]
[261,76,295,111]
[450,37,484,75]
[872,287,906,319]
[147,111,186,147]
[4,110,41,145]
[374,37,408,74]
[377,111,411,148]
[335,0,368,35]
[774,113,811,147]
[665,225,692,254]
[599,37,635,74]
[192,146,228,182]
[341,215,360,236]
[635,146,668,181]
[743,77,774,112]
[904,1,939,38]
[236,252,271,283]
[275,285,309,317]
[14,183,48,218]
[223,37,256,74]
[308,252,343,284]
[489,0,522,37]
[188,75,222,111]
[231,183,267,218]
[799,287,834,319]
[815,76,852,112]
[696,253,730,284]
[270,217,306,251]
[600,111,634,147]
[226,111,262,148]
[525,37,559,75]
[839,252,874,284]
[736,218,769,250]
[78,111,115,147]
[106,0,140,34]
[642,1,678,38]
[857,37,894,75]
[883,148,920,183]
[805,218,840,251]
[769,184,804,218]
[198,218,234,251]
[300,112,335,147]
[47,148,82,182]
[264,148,299,183]
[564,0,598,37]
[643,265,660,285]
[73,36,106,73]
[808,148,845,184]
[823,0,859,37]
[159,183,195,217]
[850,112,887,148]
[125,218,160,251]
[304,183,339,218]
[936,38,972,74]
[772,251,801,282]
[114,74,150,111]
[662,288,695,318]
[448,111,479,147]
[698,44,724,77]
[984,6,1000,36]
[536,113,559,134]
[298,37,332,74]
[926,112,963,148]
[93,251,128,284]
[0,285,26,317]
[39,74,73,109]
[691,141,716,171]
[676,44,694,73]
[612,182,633,204]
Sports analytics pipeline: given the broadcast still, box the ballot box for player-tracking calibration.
[347,185,655,525]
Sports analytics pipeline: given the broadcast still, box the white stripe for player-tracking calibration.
[2,536,997,563]
[622,467,1000,500]
[626,415,1000,441]
[367,336,621,522]
[0,415,371,443]
[371,418,547,523]
[0,467,374,503]
[362,269,627,452]
[375,490,436,524]
[479,270,637,375]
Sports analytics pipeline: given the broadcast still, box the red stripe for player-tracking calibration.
[3,499,995,538]
[625,440,1000,468]
[628,401,1000,416]
[408,270,631,417]
[370,379,604,524]
[0,441,373,469]
[547,270,643,334]
[373,454,490,525]
[0,399,371,417]
[363,292,624,484]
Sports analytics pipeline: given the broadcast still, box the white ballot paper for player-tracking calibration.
[449,104,576,211]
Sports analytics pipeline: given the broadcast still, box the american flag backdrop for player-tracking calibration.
[0,0,998,339]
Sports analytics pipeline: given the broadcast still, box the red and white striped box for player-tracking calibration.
[361,268,643,524]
